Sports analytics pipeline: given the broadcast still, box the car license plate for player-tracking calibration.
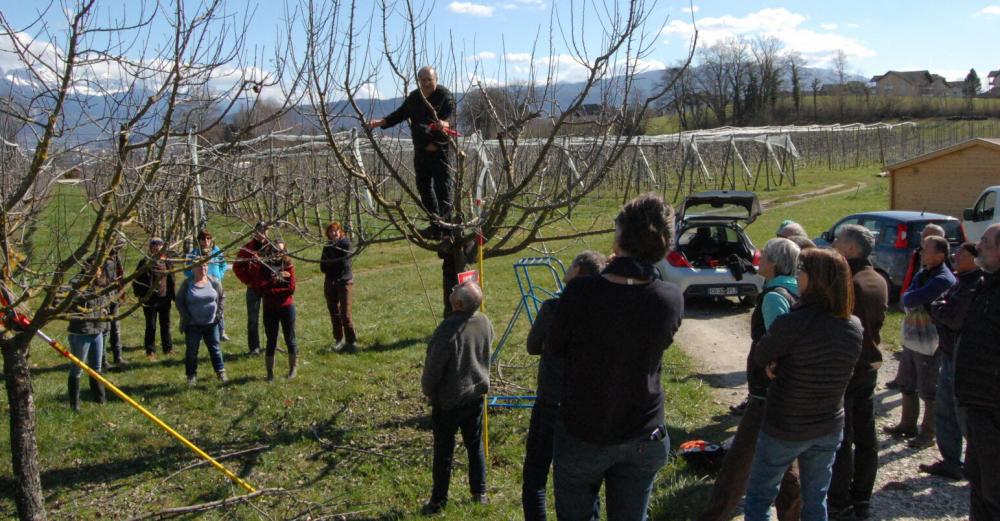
[708,287,738,296]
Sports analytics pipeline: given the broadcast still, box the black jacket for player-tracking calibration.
[526,298,563,404]
[547,262,683,445]
[381,86,456,150]
[133,257,175,305]
[747,285,797,397]
[753,304,863,441]
[930,268,982,358]
[954,271,1000,410]
[320,238,353,283]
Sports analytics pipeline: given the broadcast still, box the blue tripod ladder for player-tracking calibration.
[488,257,566,409]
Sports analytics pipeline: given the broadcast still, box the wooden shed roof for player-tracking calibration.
[885,138,1000,172]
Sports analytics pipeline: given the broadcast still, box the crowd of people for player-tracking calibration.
[63,220,358,408]
[59,197,1000,520]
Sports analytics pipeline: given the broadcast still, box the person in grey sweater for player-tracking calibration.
[420,281,494,514]
[176,262,226,385]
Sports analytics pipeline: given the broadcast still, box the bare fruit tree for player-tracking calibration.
[295,0,696,311]
[0,2,296,518]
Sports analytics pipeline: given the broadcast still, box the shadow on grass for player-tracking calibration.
[363,337,426,353]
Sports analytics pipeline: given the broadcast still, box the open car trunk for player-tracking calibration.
[676,223,756,270]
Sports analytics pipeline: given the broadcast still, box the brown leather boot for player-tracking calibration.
[287,354,298,379]
[884,392,919,438]
[908,399,937,448]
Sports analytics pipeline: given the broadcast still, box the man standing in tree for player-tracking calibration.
[367,66,456,239]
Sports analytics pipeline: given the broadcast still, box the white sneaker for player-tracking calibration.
[186,376,197,386]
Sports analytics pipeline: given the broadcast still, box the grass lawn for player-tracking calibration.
[1,162,899,519]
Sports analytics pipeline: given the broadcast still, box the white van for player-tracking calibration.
[963,186,1000,242]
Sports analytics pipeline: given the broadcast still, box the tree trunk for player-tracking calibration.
[439,238,476,317]
[2,333,48,521]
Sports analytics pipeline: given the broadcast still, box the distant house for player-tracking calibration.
[870,70,955,97]
[820,81,868,96]
[886,138,1000,218]
[987,70,1000,97]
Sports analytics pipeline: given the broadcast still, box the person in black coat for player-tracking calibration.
[320,221,357,351]
[366,66,456,239]
[132,237,175,359]
[954,223,1000,520]
[546,194,683,521]
[521,250,606,521]
[743,248,863,521]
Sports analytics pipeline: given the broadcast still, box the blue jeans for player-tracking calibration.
[935,356,964,469]
[553,422,668,521]
[246,289,261,352]
[431,399,486,504]
[68,333,104,378]
[263,305,297,357]
[745,430,842,521]
[184,323,225,377]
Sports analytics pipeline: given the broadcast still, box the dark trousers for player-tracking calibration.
[184,323,224,377]
[142,299,173,354]
[324,279,356,344]
[246,289,262,353]
[104,301,123,363]
[263,305,297,357]
[414,149,453,221]
[431,399,487,504]
[698,397,802,521]
[964,406,1000,521]
[522,399,559,520]
[829,369,878,512]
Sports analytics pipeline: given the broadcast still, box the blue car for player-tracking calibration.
[814,211,966,297]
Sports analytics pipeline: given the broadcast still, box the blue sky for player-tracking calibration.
[2,1,998,98]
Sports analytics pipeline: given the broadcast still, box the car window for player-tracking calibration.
[974,191,996,221]
[832,217,862,236]
[879,220,898,246]
[908,220,964,247]
[858,218,882,243]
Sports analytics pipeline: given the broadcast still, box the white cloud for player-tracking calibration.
[682,5,700,13]
[820,23,838,30]
[847,23,861,28]
[448,1,495,17]
[660,8,875,65]
[505,52,534,62]
[976,5,1000,14]
[468,51,497,61]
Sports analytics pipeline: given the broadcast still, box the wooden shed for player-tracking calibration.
[887,138,1000,218]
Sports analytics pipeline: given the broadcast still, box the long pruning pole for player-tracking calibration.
[0,287,256,493]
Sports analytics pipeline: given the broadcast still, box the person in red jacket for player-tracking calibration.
[233,222,273,355]
[258,239,298,381]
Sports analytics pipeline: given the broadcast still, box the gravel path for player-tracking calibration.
[675,300,969,521]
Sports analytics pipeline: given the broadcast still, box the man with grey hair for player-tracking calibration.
[367,66,457,239]
[522,250,606,520]
[420,281,493,514]
[955,223,1000,520]
[828,224,888,520]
